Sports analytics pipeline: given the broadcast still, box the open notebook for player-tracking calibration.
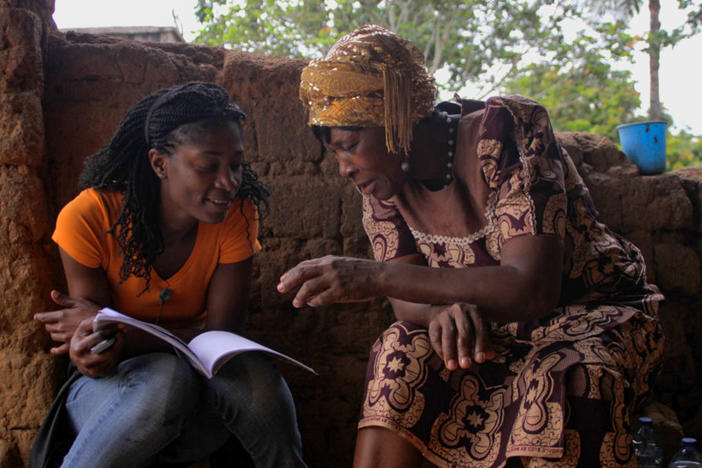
[93,307,316,378]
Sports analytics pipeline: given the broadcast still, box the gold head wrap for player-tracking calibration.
[299,24,436,154]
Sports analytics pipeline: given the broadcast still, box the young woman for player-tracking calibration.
[33,82,307,468]
[280,25,664,467]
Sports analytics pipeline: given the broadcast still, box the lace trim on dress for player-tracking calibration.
[407,144,538,249]
[408,190,499,246]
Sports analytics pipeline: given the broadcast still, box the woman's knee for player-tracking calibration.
[120,352,196,384]
[384,320,427,337]
[65,353,201,443]
[209,353,297,422]
[369,321,434,383]
[119,352,201,417]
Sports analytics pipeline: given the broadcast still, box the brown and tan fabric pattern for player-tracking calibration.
[359,96,664,467]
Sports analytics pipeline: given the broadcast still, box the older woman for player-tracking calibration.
[278,25,664,467]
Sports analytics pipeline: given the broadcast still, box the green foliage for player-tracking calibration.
[193,0,702,170]
[583,0,701,50]
[584,0,702,121]
[194,0,590,91]
[502,24,641,141]
[667,130,702,171]
[681,0,702,34]
[503,63,641,141]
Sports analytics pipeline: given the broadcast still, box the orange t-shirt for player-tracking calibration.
[52,188,261,327]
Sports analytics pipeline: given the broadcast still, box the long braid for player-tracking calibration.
[237,162,270,248]
[239,163,270,216]
[78,82,269,292]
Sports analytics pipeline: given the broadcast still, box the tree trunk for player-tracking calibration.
[648,0,662,120]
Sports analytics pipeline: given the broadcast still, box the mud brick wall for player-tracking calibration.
[0,1,59,466]
[1,2,701,465]
[38,30,391,467]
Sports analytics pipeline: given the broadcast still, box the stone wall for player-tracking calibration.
[41,31,386,467]
[0,1,59,466]
[1,4,701,466]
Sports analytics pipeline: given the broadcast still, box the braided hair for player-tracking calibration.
[79,82,269,291]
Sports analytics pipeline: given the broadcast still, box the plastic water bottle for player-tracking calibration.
[633,416,663,468]
[669,437,702,467]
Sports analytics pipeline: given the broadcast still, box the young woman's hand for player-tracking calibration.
[69,318,124,378]
[278,255,382,307]
[34,290,101,355]
[428,303,496,371]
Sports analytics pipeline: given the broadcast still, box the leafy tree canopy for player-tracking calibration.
[194,0,633,92]
[583,0,702,49]
[503,47,641,141]
[194,0,702,170]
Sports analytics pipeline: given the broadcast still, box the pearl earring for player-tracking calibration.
[401,159,410,173]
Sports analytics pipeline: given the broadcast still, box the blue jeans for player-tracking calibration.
[61,352,307,468]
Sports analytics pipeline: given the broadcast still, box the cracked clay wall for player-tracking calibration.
[2,2,702,465]
[0,1,59,466]
[13,25,387,467]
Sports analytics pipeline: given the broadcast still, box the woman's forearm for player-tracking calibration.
[279,235,562,319]
[378,261,559,322]
[380,263,512,320]
[389,299,436,326]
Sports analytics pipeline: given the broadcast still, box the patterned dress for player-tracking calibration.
[358,96,664,467]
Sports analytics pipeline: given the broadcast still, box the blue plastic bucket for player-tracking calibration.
[617,121,667,174]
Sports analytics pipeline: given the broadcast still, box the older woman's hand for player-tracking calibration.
[69,318,124,378]
[278,255,383,307]
[428,303,495,370]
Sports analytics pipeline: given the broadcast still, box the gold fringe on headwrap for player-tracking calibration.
[299,24,436,155]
